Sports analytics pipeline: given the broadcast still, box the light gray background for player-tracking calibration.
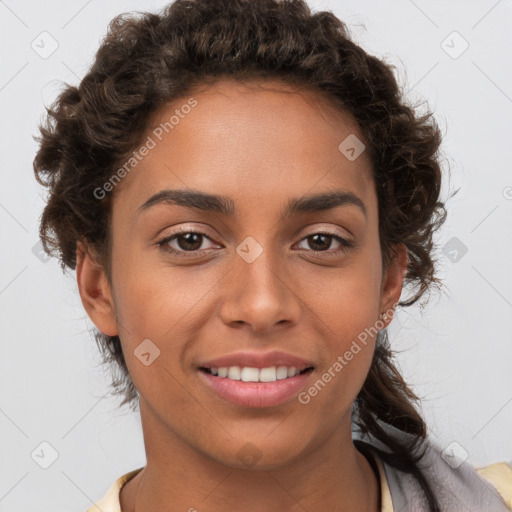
[1,0,511,510]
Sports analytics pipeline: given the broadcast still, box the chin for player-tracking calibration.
[211,436,309,471]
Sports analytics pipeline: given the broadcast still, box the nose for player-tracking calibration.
[219,240,302,334]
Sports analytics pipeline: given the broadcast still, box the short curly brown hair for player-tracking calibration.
[34,1,451,509]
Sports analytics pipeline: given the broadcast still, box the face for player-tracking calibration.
[79,79,406,470]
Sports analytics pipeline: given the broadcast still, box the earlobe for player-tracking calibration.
[76,241,119,336]
[379,243,408,326]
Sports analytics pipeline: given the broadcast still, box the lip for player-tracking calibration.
[199,350,314,372]
[198,367,314,408]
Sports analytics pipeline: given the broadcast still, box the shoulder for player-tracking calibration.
[85,468,143,512]
[358,422,512,511]
[378,444,512,511]
[475,461,512,510]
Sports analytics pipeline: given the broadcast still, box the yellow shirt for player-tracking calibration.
[86,458,512,511]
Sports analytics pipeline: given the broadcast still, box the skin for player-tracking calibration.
[77,79,407,511]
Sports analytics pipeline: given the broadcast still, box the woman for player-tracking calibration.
[33,0,512,510]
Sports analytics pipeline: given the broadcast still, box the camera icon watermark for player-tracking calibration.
[134,338,161,366]
[31,441,59,469]
[237,442,263,468]
[31,31,59,60]
[236,236,263,264]
[32,240,51,263]
[441,441,469,469]
[442,236,468,263]
[338,134,366,161]
[441,31,469,60]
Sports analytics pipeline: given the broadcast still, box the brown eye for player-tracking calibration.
[306,233,332,251]
[174,232,204,251]
[296,232,354,254]
[157,230,218,257]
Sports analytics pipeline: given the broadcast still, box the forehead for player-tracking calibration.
[113,78,375,215]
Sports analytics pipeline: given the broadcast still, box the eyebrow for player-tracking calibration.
[138,188,367,220]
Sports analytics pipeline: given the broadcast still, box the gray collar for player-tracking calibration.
[357,422,509,511]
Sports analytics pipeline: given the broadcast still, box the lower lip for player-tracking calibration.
[198,369,314,408]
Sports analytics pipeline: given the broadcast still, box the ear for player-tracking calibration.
[378,243,408,328]
[76,241,118,336]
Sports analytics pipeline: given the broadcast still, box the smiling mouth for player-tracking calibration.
[198,364,315,408]
[199,366,314,383]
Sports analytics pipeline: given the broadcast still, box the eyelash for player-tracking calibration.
[156,229,355,258]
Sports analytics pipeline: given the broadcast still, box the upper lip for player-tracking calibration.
[199,350,314,371]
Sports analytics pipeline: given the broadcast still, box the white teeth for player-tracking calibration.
[241,367,259,382]
[259,367,277,382]
[288,367,298,377]
[227,366,241,380]
[276,366,288,379]
[208,365,305,382]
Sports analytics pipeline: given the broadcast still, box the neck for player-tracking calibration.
[120,400,380,512]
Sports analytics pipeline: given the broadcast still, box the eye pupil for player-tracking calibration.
[178,233,202,251]
[309,234,331,251]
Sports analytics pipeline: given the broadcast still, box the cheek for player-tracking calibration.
[109,249,222,386]
[302,255,382,406]
[112,245,209,336]
[302,319,377,423]
[309,257,382,339]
